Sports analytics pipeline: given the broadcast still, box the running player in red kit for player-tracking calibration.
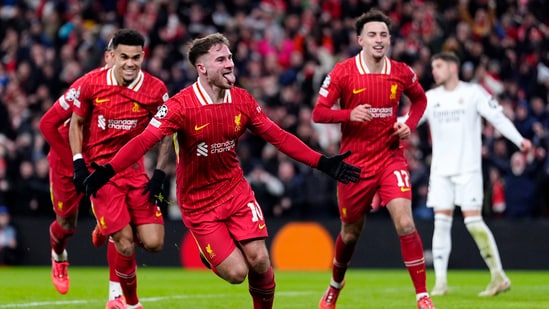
[67,29,170,309]
[39,38,125,301]
[83,33,361,309]
[312,9,435,309]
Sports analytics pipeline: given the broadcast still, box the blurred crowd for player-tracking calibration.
[0,0,548,222]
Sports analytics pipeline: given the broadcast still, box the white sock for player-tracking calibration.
[330,278,344,289]
[51,249,68,262]
[432,214,453,285]
[416,292,429,301]
[109,281,123,300]
[464,216,504,277]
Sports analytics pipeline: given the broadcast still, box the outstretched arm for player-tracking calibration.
[258,122,361,183]
[111,129,164,173]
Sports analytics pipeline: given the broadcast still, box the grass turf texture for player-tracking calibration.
[0,267,547,308]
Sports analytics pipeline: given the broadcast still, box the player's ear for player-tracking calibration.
[196,63,206,74]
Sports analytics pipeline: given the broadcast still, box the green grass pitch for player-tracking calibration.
[0,267,547,308]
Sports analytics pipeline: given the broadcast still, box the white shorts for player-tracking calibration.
[426,171,484,211]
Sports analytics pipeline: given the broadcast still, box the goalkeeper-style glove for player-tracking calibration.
[73,158,89,193]
[143,169,168,207]
[83,162,115,197]
[317,151,361,184]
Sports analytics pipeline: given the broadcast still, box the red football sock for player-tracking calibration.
[400,231,427,294]
[49,220,75,255]
[332,234,356,283]
[116,252,138,305]
[107,239,118,282]
[248,266,276,309]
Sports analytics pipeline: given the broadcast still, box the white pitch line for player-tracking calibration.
[0,291,314,308]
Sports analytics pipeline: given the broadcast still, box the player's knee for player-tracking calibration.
[57,217,77,230]
[142,240,163,252]
[341,231,360,244]
[247,252,271,273]
[397,222,416,235]
[341,220,363,244]
[396,219,416,235]
[138,232,164,252]
[223,265,248,284]
[116,241,135,256]
[464,216,485,234]
[399,226,416,235]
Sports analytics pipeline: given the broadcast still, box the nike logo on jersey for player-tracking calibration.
[352,88,367,94]
[195,123,209,131]
[400,187,411,192]
[258,223,266,230]
[95,97,109,103]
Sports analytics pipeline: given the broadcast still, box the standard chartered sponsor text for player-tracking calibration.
[211,140,235,153]
[370,107,393,118]
[108,119,138,130]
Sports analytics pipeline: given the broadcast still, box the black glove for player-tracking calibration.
[83,162,115,197]
[73,158,89,193]
[317,151,361,184]
[143,169,168,206]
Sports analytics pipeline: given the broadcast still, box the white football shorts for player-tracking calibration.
[426,171,484,211]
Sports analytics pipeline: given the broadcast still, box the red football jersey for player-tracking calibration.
[131,81,321,214]
[69,68,169,164]
[312,55,426,177]
[40,67,107,173]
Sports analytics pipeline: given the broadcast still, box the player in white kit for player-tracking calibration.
[418,52,532,297]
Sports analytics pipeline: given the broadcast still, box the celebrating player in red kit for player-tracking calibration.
[67,29,171,309]
[83,32,361,309]
[312,9,435,309]
[39,38,127,301]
